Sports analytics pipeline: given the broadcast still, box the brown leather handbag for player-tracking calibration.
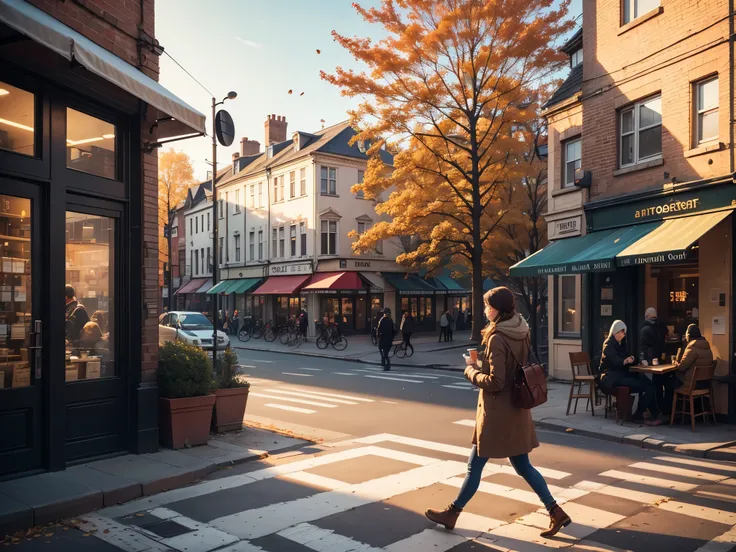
[502,336,548,409]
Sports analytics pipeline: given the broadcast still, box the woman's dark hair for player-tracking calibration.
[481,287,517,344]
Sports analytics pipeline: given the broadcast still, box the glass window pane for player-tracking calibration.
[66,109,116,179]
[698,78,718,111]
[65,212,115,380]
[566,139,581,161]
[699,110,718,142]
[621,133,635,165]
[637,0,660,17]
[0,82,35,157]
[621,109,634,134]
[638,125,662,159]
[558,275,580,335]
[0,197,32,390]
[639,97,661,128]
[565,161,577,185]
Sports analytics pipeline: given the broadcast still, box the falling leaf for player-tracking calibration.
[288,90,293,95]
[316,49,321,54]
[300,92,305,96]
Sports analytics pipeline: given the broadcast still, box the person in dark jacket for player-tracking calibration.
[599,320,661,425]
[65,284,90,344]
[400,312,414,355]
[639,307,671,413]
[377,308,395,371]
[675,324,714,391]
[299,310,309,341]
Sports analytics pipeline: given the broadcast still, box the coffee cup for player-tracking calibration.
[652,358,659,366]
[468,348,478,362]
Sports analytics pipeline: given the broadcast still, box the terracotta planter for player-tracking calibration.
[212,387,249,433]
[159,394,216,449]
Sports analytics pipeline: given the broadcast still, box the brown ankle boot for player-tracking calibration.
[425,504,462,530]
[540,505,571,537]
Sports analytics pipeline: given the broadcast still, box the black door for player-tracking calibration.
[0,178,44,476]
[62,197,127,462]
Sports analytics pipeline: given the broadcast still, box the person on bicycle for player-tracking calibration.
[377,308,395,371]
[400,311,414,355]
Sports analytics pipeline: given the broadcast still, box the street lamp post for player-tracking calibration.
[211,91,237,362]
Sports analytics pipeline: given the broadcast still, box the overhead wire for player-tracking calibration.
[162,50,214,98]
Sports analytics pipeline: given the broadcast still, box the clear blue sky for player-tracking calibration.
[156,0,582,181]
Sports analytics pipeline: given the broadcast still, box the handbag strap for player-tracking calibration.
[496,334,536,370]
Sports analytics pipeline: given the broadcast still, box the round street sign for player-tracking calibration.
[215,110,235,147]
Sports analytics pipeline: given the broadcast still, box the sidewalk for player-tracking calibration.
[0,426,308,536]
[233,330,475,369]
[535,381,736,461]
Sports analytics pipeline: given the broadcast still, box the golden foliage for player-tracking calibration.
[158,149,195,268]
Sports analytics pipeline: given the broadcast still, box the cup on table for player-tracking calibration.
[468,348,478,363]
[652,358,659,366]
[641,360,649,367]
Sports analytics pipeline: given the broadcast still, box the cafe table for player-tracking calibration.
[629,363,678,376]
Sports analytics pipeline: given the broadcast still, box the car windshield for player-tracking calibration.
[178,313,213,328]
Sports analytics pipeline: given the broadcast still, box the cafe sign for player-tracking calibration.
[549,216,581,239]
[269,262,312,275]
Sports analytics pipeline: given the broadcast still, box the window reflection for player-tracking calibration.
[66,108,116,179]
[65,212,115,380]
[0,196,32,390]
[0,82,35,157]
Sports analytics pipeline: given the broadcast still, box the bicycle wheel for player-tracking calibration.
[293,332,303,348]
[405,343,414,357]
[388,344,395,358]
[264,325,277,342]
[252,325,265,339]
[238,328,251,342]
[279,327,291,344]
[332,335,348,351]
[395,343,407,358]
[316,334,329,349]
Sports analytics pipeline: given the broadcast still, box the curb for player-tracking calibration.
[0,439,313,536]
[232,344,464,372]
[535,419,736,461]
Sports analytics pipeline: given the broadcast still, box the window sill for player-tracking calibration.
[684,141,724,158]
[618,6,663,36]
[321,193,340,198]
[613,157,663,176]
[551,186,582,198]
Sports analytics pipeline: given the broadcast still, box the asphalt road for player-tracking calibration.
[9,349,736,552]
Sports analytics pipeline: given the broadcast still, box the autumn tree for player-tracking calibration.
[323,0,572,341]
[158,148,194,309]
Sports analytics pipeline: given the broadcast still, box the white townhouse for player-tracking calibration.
[209,115,448,335]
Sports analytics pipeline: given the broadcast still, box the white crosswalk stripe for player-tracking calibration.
[364,374,424,383]
[249,392,338,408]
[264,404,316,414]
[264,389,360,405]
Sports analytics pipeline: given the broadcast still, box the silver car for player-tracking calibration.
[159,311,230,350]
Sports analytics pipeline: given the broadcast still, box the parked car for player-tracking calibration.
[159,311,230,350]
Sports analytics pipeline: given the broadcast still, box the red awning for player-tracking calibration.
[303,272,364,291]
[175,278,208,295]
[251,275,311,295]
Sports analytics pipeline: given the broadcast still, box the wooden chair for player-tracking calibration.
[567,352,596,416]
[670,361,717,432]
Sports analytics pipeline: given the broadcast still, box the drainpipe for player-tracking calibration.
[265,167,272,322]
[312,158,318,336]
[730,0,735,174]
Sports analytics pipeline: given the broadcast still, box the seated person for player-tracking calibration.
[78,321,109,354]
[599,320,661,426]
[675,324,714,390]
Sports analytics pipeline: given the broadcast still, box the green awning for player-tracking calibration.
[206,280,237,295]
[383,272,439,295]
[510,222,659,277]
[227,278,262,295]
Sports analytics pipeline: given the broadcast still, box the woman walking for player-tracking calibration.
[400,311,414,355]
[425,287,571,537]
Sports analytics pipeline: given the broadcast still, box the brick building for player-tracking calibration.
[513,1,736,419]
[0,0,204,477]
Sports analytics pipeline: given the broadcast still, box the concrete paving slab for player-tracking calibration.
[62,465,141,507]
[0,491,34,536]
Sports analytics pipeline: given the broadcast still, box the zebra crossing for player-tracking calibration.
[72,429,736,552]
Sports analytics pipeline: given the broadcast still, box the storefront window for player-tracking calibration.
[0,197,32,390]
[656,263,699,341]
[370,295,383,327]
[320,297,339,324]
[65,212,115,380]
[341,297,354,328]
[0,82,35,157]
[557,275,581,337]
[66,108,116,180]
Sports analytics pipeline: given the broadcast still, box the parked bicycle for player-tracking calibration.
[315,321,348,351]
[237,317,266,342]
[278,318,299,345]
[263,320,277,342]
[388,338,414,358]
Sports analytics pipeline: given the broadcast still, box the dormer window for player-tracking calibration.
[571,48,582,68]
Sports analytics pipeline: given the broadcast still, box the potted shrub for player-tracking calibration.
[157,341,215,449]
[212,348,250,432]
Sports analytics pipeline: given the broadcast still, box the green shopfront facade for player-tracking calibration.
[512,175,736,421]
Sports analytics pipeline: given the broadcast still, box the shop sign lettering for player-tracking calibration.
[634,199,700,220]
[270,263,312,275]
[618,250,689,267]
[354,261,372,268]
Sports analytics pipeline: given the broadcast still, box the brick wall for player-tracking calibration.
[29,0,160,383]
[583,0,732,201]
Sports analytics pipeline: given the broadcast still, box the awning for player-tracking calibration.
[251,275,310,295]
[435,274,470,295]
[206,280,238,295]
[383,273,440,295]
[510,223,658,276]
[174,278,208,295]
[303,272,364,291]
[617,210,732,267]
[227,278,262,295]
[359,272,384,291]
[1,0,206,137]
[196,279,214,294]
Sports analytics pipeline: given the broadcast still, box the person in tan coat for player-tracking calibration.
[425,287,571,538]
[675,324,714,390]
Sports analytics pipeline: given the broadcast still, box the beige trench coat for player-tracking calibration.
[464,329,539,459]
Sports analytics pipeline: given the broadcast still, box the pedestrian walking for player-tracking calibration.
[439,311,449,342]
[447,311,455,341]
[377,308,395,371]
[425,286,571,537]
[400,311,414,355]
[232,309,240,336]
[299,309,309,341]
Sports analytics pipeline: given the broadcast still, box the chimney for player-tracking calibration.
[232,152,240,175]
[264,114,288,146]
[232,152,240,161]
[240,136,260,156]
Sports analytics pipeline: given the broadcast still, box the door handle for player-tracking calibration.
[29,319,42,380]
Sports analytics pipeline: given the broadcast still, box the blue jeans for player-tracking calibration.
[452,446,556,512]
